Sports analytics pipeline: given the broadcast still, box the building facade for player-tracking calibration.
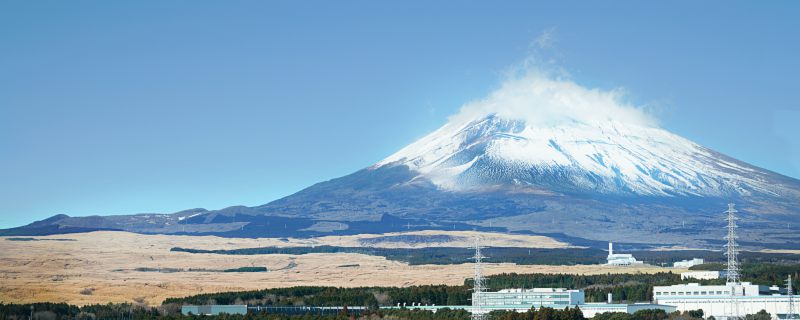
[674,258,705,269]
[181,305,247,316]
[579,303,678,318]
[463,287,674,317]
[654,282,769,298]
[472,288,585,312]
[680,271,723,281]
[653,283,797,319]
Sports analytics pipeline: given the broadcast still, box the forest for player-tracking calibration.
[0,304,714,320]
[170,245,800,266]
[3,264,797,319]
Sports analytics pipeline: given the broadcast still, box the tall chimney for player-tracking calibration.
[609,242,613,256]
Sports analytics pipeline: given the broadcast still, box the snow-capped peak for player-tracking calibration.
[376,74,778,197]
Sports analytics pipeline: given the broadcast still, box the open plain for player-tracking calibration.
[0,231,684,306]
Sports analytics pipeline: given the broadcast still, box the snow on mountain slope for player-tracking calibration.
[377,74,782,197]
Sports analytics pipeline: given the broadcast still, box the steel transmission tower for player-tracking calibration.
[724,203,741,320]
[788,275,797,320]
[725,203,740,284]
[471,236,486,320]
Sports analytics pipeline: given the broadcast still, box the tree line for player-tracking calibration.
[4,263,799,319]
[170,246,800,266]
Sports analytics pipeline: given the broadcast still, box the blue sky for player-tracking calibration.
[1,1,798,228]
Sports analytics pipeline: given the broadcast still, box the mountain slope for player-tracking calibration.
[251,74,800,247]
[4,74,799,249]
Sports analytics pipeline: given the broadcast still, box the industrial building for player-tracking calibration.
[578,303,678,318]
[394,288,675,318]
[651,204,799,320]
[674,258,705,268]
[471,288,585,311]
[680,271,724,280]
[653,283,798,320]
[467,288,674,317]
[654,282,771,297]
[606,242,642,266]
[181,305,247,316]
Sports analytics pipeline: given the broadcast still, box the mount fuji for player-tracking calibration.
[5,74,799,248]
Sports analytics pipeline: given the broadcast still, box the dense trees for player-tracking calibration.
[171,246,610,265]
[481,264,800,304]
[171,246,800,267]
[689,264,800,291]
[5,263,799,320]
[163,285,471,308]
[0,302,158,320]
[475,272,682,303]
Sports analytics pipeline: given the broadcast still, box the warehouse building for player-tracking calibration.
[681,271,724,280]
[395,288,676,317]
[181,305,247,316]
[674,258,705,269]
[578,303,677,318]
[472,288,585,312]
[653,283,798,319]
[654,282,770,297]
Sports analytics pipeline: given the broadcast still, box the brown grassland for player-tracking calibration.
[0,231,683,306]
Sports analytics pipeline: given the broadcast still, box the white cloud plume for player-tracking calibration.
[447,69,659,129]
[532,27,557,49]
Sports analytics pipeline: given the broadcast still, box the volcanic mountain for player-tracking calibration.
[4,75,799,249]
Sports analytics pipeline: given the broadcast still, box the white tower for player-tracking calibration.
[471,236,486,320]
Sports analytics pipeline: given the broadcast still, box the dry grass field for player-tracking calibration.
[0,231,682,306]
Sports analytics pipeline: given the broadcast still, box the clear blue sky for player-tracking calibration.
[1,1,798,228]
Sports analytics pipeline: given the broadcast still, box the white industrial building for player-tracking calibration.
[578,303,678,318]
[654,282,798,319]
[607,242,643,266]
[654,282,770,297]
[399,288,676,318]
[674,258,705,268]
[681,271,724,280]
[470,288,585,313]
[651,205,800,320]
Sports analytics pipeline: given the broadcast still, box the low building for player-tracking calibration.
[674,258,704,268]
[181,305,247,316]
[472,288,585,312]
[681,271,723,281]
[579,303,677,318]
[654,282,769,297]
[653,283,798,319]
[607,242,642,266]
[463,287,675,317]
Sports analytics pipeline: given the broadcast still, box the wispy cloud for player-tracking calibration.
[532,27,557,49]
[443,28,658,129]
[447,67,658,129]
